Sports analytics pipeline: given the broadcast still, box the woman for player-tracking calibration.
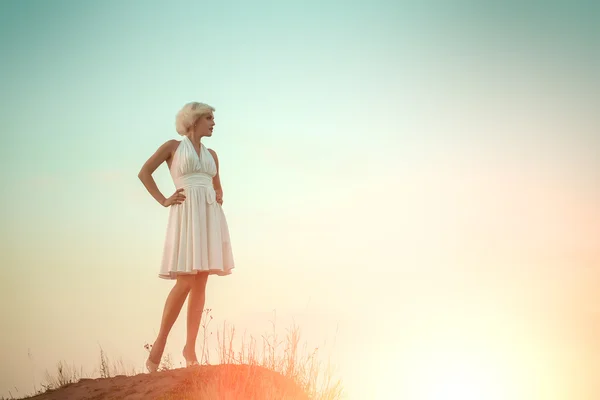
[137,101,235,372]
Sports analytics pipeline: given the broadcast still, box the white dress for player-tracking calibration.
[159,135,235,279]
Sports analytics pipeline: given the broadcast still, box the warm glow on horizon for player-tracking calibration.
[1,1,599,399]
[407,357,514,400]
[359,311,575,400]
[398,339,530,400]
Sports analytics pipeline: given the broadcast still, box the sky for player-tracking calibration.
[1,0,599,399]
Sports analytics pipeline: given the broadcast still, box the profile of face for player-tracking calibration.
[191,112,215,137]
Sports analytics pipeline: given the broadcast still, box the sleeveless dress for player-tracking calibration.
[159,135,235,279]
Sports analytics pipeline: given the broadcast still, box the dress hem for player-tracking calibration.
[158,267,234,279]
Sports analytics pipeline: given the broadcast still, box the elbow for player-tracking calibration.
[138,170,147,180]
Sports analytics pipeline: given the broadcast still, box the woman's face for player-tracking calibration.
[192,112,215,137]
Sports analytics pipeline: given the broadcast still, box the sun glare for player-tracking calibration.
[367,348,520,400]
[409,356,510,400]
[365,323,547,400]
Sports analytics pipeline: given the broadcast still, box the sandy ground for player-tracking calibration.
[22,364,309,400]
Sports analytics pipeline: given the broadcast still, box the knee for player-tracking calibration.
[175,276,195,292]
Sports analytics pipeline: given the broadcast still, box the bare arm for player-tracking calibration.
[138,140,179,206]
[208,148,223,204]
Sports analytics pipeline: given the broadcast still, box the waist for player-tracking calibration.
[174,173,213,189]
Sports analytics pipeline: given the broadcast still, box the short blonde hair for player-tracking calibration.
[175,102,215,135]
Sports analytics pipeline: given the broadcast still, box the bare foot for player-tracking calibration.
[148,337,167,366]
[183,345,199,366]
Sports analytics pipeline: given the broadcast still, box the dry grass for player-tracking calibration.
[4,310,344,400]
[146,309,343,400]
[156,364,313,400]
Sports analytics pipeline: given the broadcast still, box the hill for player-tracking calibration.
[23,363,310,400]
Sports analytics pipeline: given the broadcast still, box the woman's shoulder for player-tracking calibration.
[207,147,219,159]
[162,139,181,149]
[154,139,181,158]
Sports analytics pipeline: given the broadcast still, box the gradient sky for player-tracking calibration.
[1,1,599,399]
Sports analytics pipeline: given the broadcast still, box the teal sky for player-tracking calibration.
[1,1,599,399]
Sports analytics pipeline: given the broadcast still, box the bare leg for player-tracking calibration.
[183,272,209,364]
[148,275,195,366]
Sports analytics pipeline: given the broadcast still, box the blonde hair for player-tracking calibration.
[175,102,215,135]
